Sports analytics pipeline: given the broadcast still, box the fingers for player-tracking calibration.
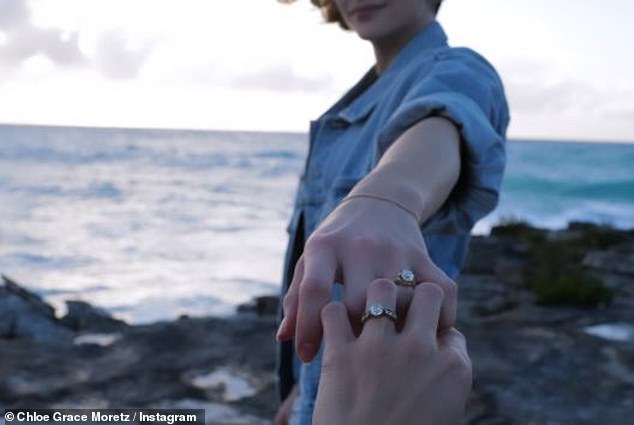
[438,327,473,395]
[276,257,305,341]
[395,283,416,330]
[412,258,457,330]
[402,282,444,347]
[342,262,376,328]
[360,279,398,339]
[438,327,471,367]
[321,301,354,346]
[273,385,297,425]
[295,246,338,362]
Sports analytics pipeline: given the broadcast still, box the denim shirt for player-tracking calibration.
[282,20,510,287]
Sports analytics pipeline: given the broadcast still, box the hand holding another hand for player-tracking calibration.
[276,196,458,362]
[313,279,472,425]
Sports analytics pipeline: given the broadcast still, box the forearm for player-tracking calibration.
[349,116,461,224]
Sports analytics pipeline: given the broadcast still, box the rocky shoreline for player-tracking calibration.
[1,222,633,425]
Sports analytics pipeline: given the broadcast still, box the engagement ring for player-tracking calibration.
[361,303,398,324]
[394,269,416,287]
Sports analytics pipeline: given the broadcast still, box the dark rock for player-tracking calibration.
[237,295,279,317]
[471,417,513,425]
[568,221,602,231]
[1,275,55,317]
[583,244,634,276]
[0,313,278,419]
[61,300,127,332]
[464,236,502,274]
[0,275,72,342]
[493,257,529,288]
[471,295,518,317]
[254,296,279,316]
[601,345,634,385]
[464,235,532,287]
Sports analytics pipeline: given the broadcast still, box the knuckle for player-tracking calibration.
[438,277,458,299]
[416,281,445,302]
[447,281,458,300]
[369,278,397,297]
[382,241,405,260]
[444,346,463,367]
[282,293,296,311]
[350,235,382,253]
[305,233,337,252]
[321,301,345,320]
[444,344,469,369]
[300,276,328,297]
[290,263,304,283]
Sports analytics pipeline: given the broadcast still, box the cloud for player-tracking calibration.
[0,26,85,66]
[500,58,634,121]
[507,80,586,115]
[229,63,334,92]
[0,0,29,29]
[507,78,634,121]
[94,30,153,79]
[0,0,84,68]
[0,0,151,80]
[504,72,634,142]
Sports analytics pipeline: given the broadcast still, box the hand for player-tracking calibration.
[313,279,472,425]
[276,197,457,362]
[273,385,296,425]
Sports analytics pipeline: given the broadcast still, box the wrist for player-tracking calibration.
[340,193,421,223]
[348,162,439,224]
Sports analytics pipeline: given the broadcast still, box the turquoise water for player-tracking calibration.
[1,125,632,322]
[483,139,634,232]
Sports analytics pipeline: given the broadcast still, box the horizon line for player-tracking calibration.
[1,121,633,145]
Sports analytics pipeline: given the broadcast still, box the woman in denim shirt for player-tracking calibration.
[275,1,509,424]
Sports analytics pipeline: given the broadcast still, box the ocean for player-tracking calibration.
[1,124,633,323]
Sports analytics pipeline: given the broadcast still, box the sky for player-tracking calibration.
[0,0,633,142]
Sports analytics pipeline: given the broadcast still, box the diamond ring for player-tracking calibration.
[361,303,398,324]
[394,269,416,287]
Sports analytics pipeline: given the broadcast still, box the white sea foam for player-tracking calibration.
[190,369,257,402]
[74,333,121,346]
[584,323,634,343]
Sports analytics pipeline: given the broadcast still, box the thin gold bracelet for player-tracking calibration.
[340,193,420,222]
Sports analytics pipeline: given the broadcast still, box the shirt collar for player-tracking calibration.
[334,20,449,123]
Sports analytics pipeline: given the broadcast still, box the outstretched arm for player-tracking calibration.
[277,116,461,362]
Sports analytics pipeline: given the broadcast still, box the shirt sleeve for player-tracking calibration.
[376,47,510,233]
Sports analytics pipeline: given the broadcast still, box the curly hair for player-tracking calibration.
[278,1,443,30]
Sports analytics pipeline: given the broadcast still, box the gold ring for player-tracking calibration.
[361,303,398,324]
[394,269,416,287]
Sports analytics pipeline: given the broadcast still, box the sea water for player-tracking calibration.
[1,124,633,322]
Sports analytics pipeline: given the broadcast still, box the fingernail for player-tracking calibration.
[276,317,288,341]
[299,342,315,361]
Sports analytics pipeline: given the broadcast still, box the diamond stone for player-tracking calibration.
[368,304,383,316]
[401,270,415,282]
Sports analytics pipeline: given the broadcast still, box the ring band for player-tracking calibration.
[361,303,398,324]
[394,269,416,287]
